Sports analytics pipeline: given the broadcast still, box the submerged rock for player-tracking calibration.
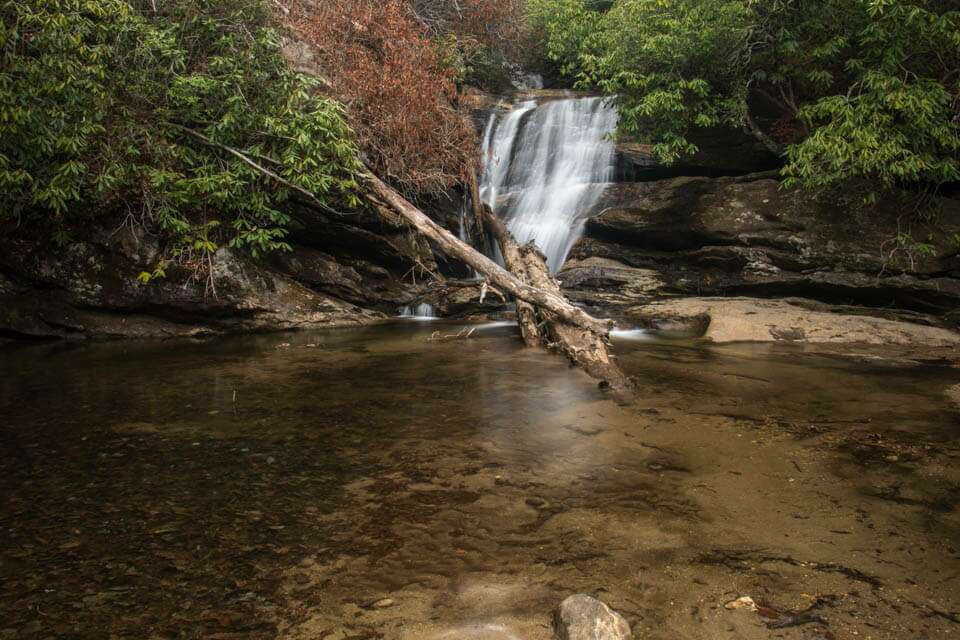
[554,594,631,640]
[724,595,759,611]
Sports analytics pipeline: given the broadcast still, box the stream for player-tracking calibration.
[2,322,959,639]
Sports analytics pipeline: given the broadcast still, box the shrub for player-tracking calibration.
[293,0,476,196]
[0,0,361,264]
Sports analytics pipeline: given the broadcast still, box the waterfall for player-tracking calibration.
[399,304,438,320]
[479,95,618,272]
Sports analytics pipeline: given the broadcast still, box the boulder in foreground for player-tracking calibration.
[554,594,631,640]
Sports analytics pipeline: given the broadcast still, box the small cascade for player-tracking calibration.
[398,303,438,320]
[479,94,618,272]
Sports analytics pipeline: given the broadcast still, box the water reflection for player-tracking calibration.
[1,322,958,640]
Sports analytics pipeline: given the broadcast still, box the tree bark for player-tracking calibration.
[363,171,613,336]
[481,204,540,347]
[467,165,492,256]
[479,205,633,399]
[364,169,632,399]
[516,243,634,399]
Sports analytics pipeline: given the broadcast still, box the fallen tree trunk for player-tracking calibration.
[171,126,625,387]
[363,171,612,336]
[363,169,633,398]
[481,204,541,348]
[481,208,634,398]
[517,244,634,398]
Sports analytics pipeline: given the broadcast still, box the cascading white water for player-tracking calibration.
[479,95,618,272]
[398,303,437,320]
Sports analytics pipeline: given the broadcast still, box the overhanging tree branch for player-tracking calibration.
[165,122,353,217]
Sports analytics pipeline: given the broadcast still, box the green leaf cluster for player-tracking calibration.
[527,0,960,197]
[0,0,361,261]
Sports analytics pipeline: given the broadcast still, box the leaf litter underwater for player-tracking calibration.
[1,321,959,639]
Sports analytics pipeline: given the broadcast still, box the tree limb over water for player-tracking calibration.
[362,169,634,399]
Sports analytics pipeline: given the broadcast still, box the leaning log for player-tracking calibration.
[517,243,634,398]
[363,171,612,336]
[480,207,634,399]
[481,204,541,347]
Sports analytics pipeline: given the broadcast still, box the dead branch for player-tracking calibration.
[362,169,613,336]
[166,123,352,218]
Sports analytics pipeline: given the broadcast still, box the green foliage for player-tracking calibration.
[527,0,960,197]
[779,1,960,196]
[588,0,753,163]
[0,0,361,265]
[527,0,601,78]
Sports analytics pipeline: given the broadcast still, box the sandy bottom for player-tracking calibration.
[1,322,958,639]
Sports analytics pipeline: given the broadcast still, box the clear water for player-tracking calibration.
[1,324,958,639]
[479,96,618,272]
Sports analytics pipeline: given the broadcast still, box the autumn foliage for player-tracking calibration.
[292,0,481,196]
[412,0,527,53]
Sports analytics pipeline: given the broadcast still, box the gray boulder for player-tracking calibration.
[554,594,632,640]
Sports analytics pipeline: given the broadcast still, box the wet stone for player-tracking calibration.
[554,594,632,640]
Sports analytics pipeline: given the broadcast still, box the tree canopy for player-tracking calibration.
[4,0,958,276]
[528,0,960,199]
[1,0,361,269]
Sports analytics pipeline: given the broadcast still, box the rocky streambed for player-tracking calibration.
[1,322,959,639]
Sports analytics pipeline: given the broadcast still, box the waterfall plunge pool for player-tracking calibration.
[2,322,959,639]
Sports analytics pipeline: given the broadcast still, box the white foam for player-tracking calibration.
[610,328,653,341]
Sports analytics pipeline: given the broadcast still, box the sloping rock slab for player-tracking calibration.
[627,297,960,347]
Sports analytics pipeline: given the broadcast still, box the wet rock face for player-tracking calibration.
[614,126,780,181]
[567,175,960,326]
[554,594,631,640]
[271,245,414,311]
[0,226,389,339]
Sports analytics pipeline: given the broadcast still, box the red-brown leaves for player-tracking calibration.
[292,0,477,196]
